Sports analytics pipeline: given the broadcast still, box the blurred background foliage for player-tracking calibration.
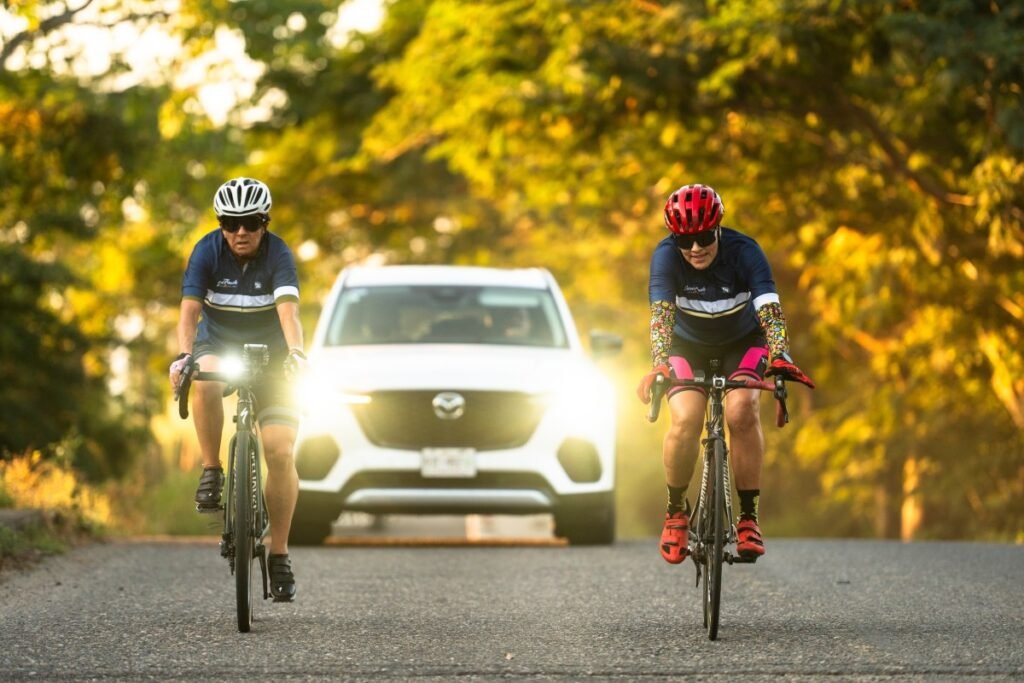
[0,0,1020,540]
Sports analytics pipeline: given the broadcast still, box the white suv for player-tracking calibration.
[291,265,620,545]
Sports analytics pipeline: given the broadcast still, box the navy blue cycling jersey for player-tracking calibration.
[181,230,299,358]
[648,227,779,346]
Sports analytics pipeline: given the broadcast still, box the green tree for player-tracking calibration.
[0,0,233,476]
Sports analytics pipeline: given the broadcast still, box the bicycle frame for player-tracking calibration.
[690,373,737,564]
[222,382,271,579]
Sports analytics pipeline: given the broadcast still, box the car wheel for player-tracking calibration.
[554,495,616,546]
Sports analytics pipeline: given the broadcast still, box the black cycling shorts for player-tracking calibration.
[192,341,299,430]
[667,331,769,398]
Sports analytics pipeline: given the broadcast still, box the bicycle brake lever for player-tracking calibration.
[643,374,667,421]
[646,374,666,423]
[774,376,789,427]
[175,359,196,419]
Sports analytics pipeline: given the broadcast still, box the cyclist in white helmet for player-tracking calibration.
[169,177,306,602]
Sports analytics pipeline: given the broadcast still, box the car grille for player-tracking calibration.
[352,390,545,450]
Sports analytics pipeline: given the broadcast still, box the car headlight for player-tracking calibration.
[540,376,614,438]
[295,376,372,419]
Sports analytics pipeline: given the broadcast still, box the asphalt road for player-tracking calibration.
[1,537,1021,681]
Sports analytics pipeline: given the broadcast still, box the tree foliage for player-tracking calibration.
[1,0,1020,538]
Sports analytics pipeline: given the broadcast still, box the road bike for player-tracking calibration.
[175,344,272,633]
[647,360,789,640]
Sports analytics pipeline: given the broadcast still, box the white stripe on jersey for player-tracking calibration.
[206,290,275,309]
[274,285,299,300]
[675,291,751,318]
[752,292,781,309]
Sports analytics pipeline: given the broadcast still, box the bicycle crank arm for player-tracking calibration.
[256,544,270,600]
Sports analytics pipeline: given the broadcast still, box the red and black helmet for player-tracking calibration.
[663,183,725,234]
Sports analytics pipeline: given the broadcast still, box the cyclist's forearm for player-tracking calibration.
[650,300,674,367]
[755,301,789,359]
[276,301,304,352]
[177,298,202,354]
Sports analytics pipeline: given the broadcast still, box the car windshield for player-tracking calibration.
[325,285,569,348]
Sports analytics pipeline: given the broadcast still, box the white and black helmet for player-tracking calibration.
[213,177,272,217]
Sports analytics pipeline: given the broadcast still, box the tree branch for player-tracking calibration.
[0,1,166,72]
[1,0,95,70]
[832,87,976,207]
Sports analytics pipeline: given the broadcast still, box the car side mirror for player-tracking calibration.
[588,330,623,358]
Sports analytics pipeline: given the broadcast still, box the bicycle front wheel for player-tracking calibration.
[704,437,726,641]
[233,430,256,633]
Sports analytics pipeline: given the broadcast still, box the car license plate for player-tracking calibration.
[421,448,477,478]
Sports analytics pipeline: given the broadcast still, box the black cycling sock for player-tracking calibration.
[738,489,760,519]
[666,485,688,515]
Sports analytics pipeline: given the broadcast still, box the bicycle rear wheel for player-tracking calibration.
[234,430,256,633]
[703,437,726,641]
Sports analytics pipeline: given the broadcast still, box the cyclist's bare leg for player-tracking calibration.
[261,424,298,555]
[192,355,225,469]
[664,390,707,489]
[725,388,764,490]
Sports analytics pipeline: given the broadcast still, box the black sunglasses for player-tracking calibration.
[219,214,267,233]
[673,229,718,250]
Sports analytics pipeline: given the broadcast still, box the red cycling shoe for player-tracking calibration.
[736,516,766,559]
[660,511,690,564]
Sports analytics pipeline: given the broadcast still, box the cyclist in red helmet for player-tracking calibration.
[637,183,814,564]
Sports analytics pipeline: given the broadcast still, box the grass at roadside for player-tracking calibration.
[0,516,77,573]
[0,451,110,574]
[115,466,222,537]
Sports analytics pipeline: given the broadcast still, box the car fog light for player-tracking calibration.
[296,436,341,480]
[557,438,602,483]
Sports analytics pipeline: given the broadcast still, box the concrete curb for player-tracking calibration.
[0,509,45,533]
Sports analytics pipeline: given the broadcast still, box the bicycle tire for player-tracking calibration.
[698,452,711,629]
[234,430,255,633]
[705,437,725,641]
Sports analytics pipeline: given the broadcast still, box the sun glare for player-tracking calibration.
[0,0,386,126]
[329,0,386,47]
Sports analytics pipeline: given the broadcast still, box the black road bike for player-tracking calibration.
[176,344,272,633]
[647,360,789,640]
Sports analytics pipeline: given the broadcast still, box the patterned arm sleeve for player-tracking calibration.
[755,301,790,360]
[650,300,675,366]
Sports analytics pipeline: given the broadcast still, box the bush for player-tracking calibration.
[0,450,111,533]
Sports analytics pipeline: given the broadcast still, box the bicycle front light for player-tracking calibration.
[219,355,246,381]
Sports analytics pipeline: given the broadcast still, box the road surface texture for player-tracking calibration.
[1,536,1020,681]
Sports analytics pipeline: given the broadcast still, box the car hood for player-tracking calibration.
[308,344,610,395]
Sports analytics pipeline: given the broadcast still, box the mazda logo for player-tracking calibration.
[432,392,465,420]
